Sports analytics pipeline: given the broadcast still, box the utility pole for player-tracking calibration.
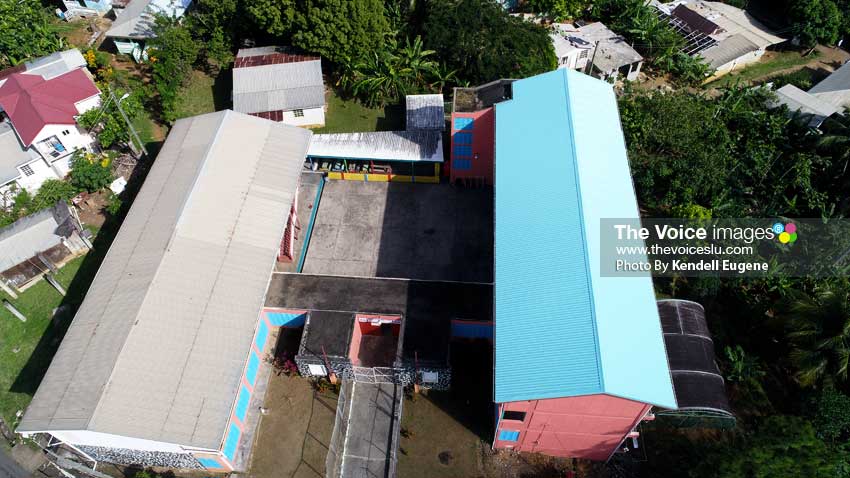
[109,87,148,159]
[585,41,600,77]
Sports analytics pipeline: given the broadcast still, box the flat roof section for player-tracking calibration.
[301,180,493,282]
[266,274,492,362]
[300,311,354,358]
[307,131,444,163]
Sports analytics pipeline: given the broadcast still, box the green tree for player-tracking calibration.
[32,180,77,211]
[292,0,392,64]
[78,89,143,149]
[148,16,200,123]
[790,0,843,48]
[785,281,850,389]
[188,0,242,67]
[812,387,850,442]
[0,0,64,68]
[698,416,850,478]
[525,0,591,21]
[244,0,298,37]
[350,36,437,106]
[423,0,556,84]
[592,0,683,65]
[70,152,114,192]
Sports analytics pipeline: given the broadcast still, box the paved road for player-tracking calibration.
[0,449,29,478]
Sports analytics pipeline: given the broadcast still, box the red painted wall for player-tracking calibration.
[449,108,495,185]
[494,394,651,461]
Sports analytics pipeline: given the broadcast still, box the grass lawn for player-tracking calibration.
[705,50,820,89]
[315,90,405,133]
[0,256,84,426]
[0,222,119,430]
[174,69,232,121]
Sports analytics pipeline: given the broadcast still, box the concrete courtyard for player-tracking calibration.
[302,180,493,282]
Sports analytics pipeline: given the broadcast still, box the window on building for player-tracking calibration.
[62,130,70,136]
[20,164,34,176]
[293,109,305,118]
[502,410,526,422]
[453,159,471,171]
[498,430,520,442]
[580,49,589,59]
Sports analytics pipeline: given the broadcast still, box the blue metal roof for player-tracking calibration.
[493,69,677,410]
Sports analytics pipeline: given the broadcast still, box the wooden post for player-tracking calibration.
[45,275,67,296]
[3,300,26,322]
[0,280,18,300]
[322,345,338,384]
[414,351,420,394]
[37,253,58,274]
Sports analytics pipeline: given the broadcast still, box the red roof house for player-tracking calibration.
[0,69,100,146]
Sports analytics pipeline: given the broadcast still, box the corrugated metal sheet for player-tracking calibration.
[307,130,443,162]
[0,202,72,272]
[17,111,312,450]
[699,33,759,69]
[773,84,838,127]
[0,122,36,185]
[809,61,850,110]
[493,69,676,409]
[24,50,87,80]
[105,0,156,39]
[406,94,445,130]
[232,58,325,113]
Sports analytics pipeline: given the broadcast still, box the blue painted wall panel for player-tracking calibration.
[197,457,223,469]
[254,320,269,351]
[266,311,306,327]
[454,117,474,130]
[234,385,251,422]
[245,351,260,386]
[222,423,240,461]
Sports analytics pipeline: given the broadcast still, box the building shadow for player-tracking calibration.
[369,179,496,443]
[212,69,233,111]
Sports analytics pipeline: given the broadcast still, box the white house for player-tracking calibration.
[105,0,192,62]
[232,47,326,127]
[652,0,785,78]
[772,61,850,128]
[550,22,644,82]
[0,50,101,196]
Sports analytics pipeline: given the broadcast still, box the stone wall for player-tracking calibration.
[76,445,202,469]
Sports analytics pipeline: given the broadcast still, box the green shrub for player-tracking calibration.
[105,192,123,216]
[32,179,77,210]
[70,152,114,193]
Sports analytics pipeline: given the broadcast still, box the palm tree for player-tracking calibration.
[817,113,850,164]
[785,281,850,388]
[352,49,412,106]
[429,64,458,94]
[398,36,438,85]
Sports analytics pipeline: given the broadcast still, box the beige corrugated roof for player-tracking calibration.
[17,110,312,450]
